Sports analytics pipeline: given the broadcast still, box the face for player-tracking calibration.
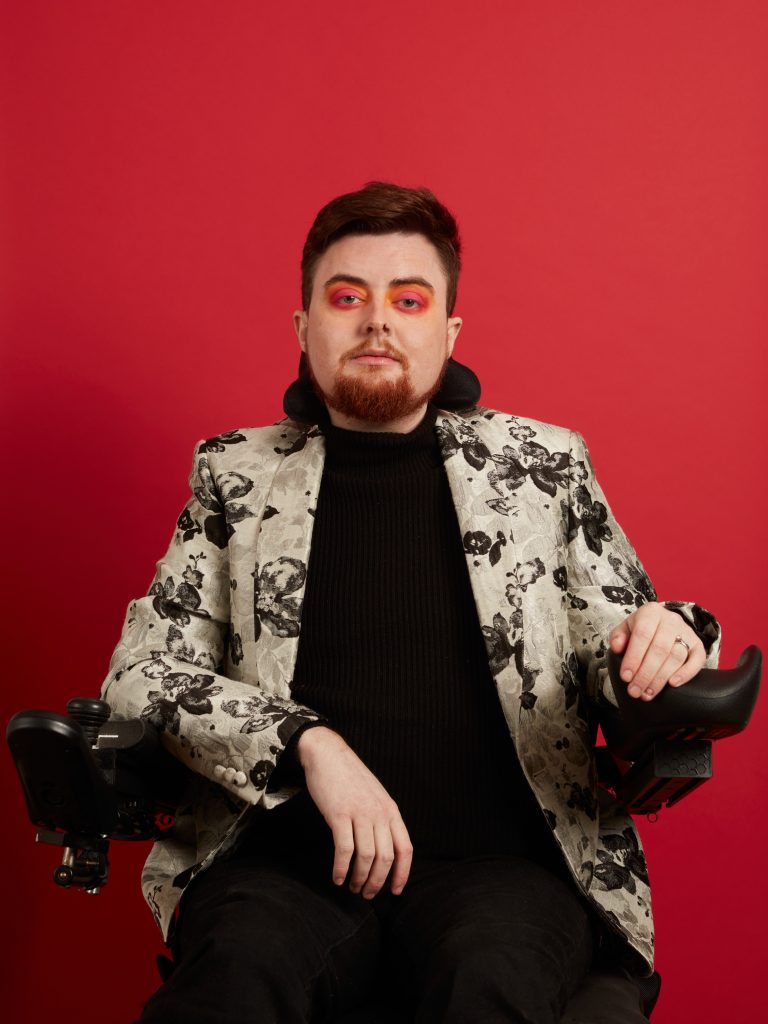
[293,232,462,432]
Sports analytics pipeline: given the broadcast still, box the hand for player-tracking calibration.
[608,602,705,701]
[296,726,413,899]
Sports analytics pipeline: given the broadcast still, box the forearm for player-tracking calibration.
[101,438,327,805]
[102,636,326,805]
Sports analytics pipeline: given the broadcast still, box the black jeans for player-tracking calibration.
[139,848,596,1024]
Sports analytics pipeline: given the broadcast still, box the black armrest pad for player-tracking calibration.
[600,645,762,761]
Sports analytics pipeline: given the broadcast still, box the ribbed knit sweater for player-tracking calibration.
[240,404,566,880]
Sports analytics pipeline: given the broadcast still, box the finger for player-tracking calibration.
[389,818,414,895]
[330,817,355,886]
[669,643,706,687]
[349,820,375,894]
[361,823,395,899]
[618,602,663,684]
[621,612,667,697]
[608,621,630,651]
[636,641,691,700]
[626,637,670,697]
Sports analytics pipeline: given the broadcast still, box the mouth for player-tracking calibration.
[349,350,401,366]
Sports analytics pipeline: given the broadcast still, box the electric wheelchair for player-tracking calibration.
[8,645,762,1022]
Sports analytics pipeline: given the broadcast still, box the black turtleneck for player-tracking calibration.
[238,404,566,880]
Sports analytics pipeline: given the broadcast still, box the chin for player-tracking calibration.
[329,375,420,424]
[306,352,448,425]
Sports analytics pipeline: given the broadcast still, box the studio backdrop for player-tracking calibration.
[1,3,766,1022]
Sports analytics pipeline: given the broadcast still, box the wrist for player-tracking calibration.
[296,725,346,768]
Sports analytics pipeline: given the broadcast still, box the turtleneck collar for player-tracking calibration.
[318,403,442,471]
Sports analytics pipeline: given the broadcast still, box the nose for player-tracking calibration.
[365,319,390,335]
[361,293,390,337]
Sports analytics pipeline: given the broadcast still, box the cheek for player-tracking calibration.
[305,326,346,380]
[306,315,337,351]
[409,340,450,382]
[416,331,451,362]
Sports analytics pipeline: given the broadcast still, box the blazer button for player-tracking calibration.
[213,764,226,779]
[233,771,247,787]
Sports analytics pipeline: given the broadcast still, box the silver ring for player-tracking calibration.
[673,635,691,653]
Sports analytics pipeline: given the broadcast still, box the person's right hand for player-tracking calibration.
[296,725,413,899]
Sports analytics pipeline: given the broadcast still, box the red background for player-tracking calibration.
[1,2,766,1020]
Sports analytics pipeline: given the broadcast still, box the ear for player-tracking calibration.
[293,309,308,352]
[446,316,463,358]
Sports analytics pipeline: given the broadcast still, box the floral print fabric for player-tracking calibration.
[101,406,720,977]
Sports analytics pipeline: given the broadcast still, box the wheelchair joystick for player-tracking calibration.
[8,695,187,893]
[66,698,111,747]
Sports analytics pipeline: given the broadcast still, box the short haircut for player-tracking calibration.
[301,181,462,314]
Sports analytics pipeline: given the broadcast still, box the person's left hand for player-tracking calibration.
[608,601,706,701]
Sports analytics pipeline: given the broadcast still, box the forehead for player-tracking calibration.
[313,232,447,295]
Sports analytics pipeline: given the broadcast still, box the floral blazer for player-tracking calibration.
[101,405,721,976]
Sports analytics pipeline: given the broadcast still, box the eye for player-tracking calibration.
[329,288,365,308]
[393,290,427,312]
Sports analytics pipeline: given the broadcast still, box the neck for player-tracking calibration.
[324,401,429,434]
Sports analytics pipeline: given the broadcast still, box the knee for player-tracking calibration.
[147,913,319,1024]
[423,934,563,1023]
[179,899,312,981]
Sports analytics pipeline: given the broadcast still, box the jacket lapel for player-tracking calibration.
[435,410,526,744]
[252,411,531,751]
[251,426,326,696]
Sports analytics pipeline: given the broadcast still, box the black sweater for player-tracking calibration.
[239,404,566,880]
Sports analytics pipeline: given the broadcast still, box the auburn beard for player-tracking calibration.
[307,347,449,425]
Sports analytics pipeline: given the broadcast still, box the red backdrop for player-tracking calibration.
[2,2,766,1020]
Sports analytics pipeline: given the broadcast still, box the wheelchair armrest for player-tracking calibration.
[7,709,119,835]
[7,700,188,890]
[601,645,761,762]
[597,645,761,814]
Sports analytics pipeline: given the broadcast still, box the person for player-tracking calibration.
[102,181,721,1024]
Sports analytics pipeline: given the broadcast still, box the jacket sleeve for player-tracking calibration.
[100,440,326,806]
[564,429,722,708]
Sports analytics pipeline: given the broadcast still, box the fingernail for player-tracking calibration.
[621,669,633,681]
[628,685,641,698]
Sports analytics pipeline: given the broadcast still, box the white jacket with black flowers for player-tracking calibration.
[102,405,721,976]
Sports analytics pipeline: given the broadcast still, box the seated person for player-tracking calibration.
[102,181,721,1024]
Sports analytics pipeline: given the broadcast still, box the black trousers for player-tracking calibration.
[139,847,601,1024]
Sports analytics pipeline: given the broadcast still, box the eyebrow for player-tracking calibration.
[323,274,435,294]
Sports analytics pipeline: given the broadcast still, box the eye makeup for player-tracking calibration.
[391,288,430,312]
[324,281,431,312]
[327,286,365,307]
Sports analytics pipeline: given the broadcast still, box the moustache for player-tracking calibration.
[342,341,408,366]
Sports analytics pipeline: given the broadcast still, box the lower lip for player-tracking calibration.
[352,356,400,365]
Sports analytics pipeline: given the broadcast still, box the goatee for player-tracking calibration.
[307,348,449,425]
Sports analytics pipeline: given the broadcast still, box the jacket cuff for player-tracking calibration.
[662,600,721,661]
[266,718,330,791]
